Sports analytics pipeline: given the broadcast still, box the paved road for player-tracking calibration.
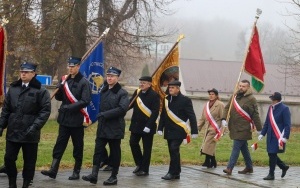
[0,165,299,188]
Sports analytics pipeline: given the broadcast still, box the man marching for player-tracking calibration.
[129,76,160,176]
[157,80,198,180]
[258,92,291,180]
[41,56,91,180]
[222,79,262,175]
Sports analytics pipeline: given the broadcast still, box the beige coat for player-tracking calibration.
[198,100,224,156]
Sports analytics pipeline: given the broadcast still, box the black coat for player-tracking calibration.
[0,77,51,143]
[158,92,198,140]
[129,88,160,134]
[55,72,91,127]
[97,82,129,139]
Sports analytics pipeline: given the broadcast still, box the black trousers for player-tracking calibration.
[130,132,154,172]
[268,153,287,175]
[93,137,121,176]
[167,139,183,175]
[5,141,38,180]
[52,125,84,170]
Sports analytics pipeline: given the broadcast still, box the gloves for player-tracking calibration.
[258,134,264,141]
[282,138,287,143]
[25,125,38,137]
[59,104,70,113]
[221,120,227,127]
[157,130,163,135]
[0,128,3,137]
[143,127,150,133]
[56,82,65,90]
[191,134,198,138]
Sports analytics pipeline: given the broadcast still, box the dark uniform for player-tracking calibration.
[129,76,160,175]
[158,80,198,180]
[82,67,129,185]
[0,62,51,188]
[41,56,91,180]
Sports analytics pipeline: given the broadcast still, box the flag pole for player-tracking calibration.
[218,9,262,139]
[151,34,185,77]
[50,28,110,99]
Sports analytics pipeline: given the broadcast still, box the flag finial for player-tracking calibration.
[256,8,262,19]
[177,34,185,42]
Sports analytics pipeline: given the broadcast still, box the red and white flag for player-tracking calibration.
[251,142,258,151]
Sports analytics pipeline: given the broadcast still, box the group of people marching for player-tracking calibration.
[0,57,291,188]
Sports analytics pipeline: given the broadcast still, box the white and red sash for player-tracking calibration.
[164,97,191,144]
[268,106,285,150]
[62,75,91,126]
[204,102,221,140]
[233,96,255,130]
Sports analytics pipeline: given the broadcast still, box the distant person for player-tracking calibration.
[258,92,291,180]
[0,62,51,188]
[198,88,224,168]
[41,56,91,180]
[128,76,160,176]
[222,79,262,175]
[157,80,198,180]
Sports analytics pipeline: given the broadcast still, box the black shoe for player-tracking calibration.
[135,171,149,176]
[103,165,113,171]
[22,179,31,188]
[263,174,274,180]
[281,166,289,178]
[133,166,140,174]
[0,165,7,174]
[41,158,60,179]
[68,170,80,180]
[161,173,180,180]
[99,161,107,169]
[103,176,117,185]
[82,165,99,184]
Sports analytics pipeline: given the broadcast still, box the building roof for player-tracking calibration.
[180,58,300,96]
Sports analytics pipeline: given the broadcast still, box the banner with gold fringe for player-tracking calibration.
[151,35,184,109]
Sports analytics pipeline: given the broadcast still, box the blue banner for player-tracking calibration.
[80,42,104,124]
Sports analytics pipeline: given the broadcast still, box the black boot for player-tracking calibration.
[206,155,213,168]
[202,155,210,167]
[41,158,60,179]
[9,176,17,188]
[0,165,7,174]
[22,179,31,188]
[82,165,100,184]
[69,169,80,180]
[103,175,118,185]
[211,156,217,168]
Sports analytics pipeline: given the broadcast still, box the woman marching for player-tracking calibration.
[198,88,224,168]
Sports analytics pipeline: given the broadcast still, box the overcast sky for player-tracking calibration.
[168,0,297,29]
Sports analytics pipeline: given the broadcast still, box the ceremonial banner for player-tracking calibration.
[152,35,184,109]
[244,26,266,93]
[79,42,104,124]
[0,25,7,106]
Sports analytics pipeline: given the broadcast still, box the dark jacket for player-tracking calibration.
[222,89,262,140]
[158,92,198,140]
[129,87,160,134]
[0,77,51,143]
[261,102,291,153]
[97,82,129,139]
[55,72,91,127]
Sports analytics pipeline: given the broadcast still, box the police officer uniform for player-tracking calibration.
[41,56,91,180]
[0,62,51,188]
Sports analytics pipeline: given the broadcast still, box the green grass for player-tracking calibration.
[0,120,299,170]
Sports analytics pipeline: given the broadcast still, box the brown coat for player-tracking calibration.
[222,89,262,140]
[198,100,224,156]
